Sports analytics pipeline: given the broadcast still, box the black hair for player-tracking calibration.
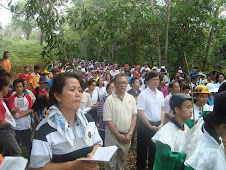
[88,78,96,86]
[169,82,179,89]
[81,78,87,92]
[24,65,29,69]
[178,78,185,85]
[159,75,164,82]
[52,69,59,74]
[3,51,9,58]
[181,84,190,91]
[96,77,104,87]
[191,75,197,80]
[34,64,40,70]
[130,77,139,86]
[50,72,83,105]
[106,80,115,91]
[115,73,127,83]
[171,75,179,82]
[172,103,183,115]
[146,71,159,82]
[0,69,7,77]
[0,78,9,91]
[218,82,226,93]
[3,72,11,78]
[13,79,24,88]
[216,73,224,83]
[40,73,46,76]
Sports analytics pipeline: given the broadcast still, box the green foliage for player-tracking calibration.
[23,0,225,73]
[0,38,44,78]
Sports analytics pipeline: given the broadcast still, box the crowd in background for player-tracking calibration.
[0,51,226,169]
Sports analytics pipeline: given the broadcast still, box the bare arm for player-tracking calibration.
[34,111,40,124]
[105,121,126,143]
[125,115,137,143]
[15,109,33,119]
[160,107,165,125]
[0,120,10,128]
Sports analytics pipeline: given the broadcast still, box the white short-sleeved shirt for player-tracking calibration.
[164,93,173,124]
[137,87,165,122]
[103,92,137,133]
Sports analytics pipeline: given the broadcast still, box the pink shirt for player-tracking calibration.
[161,86,168,98]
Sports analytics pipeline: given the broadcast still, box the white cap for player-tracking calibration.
[206,83,218,93]
[178,70,183,73]
[78,66,82,69]
[161,66,165,69]
[81,68,86,73]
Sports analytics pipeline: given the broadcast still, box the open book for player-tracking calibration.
[0,156,28,170]
[78,145,118,162]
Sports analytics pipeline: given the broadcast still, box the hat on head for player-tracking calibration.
[169,93,192,112]
[206,83,218,93]
[78,66,82,69]
[152,66,158,70]
[197,72,206,78]
[136,65,140,69]
[144,62,148,65]
[38,76,48,84]
[133,71,139,75]
[194,85,209,94]
[125,64,129,67]
[161,66,166,69]
[178,70,183,73]
[204,91,226,124]
[160,68,166,73]
[44,70,50,74]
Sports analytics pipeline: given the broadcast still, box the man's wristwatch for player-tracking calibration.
[128,132,133,136]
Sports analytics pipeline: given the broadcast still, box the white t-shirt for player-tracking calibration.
[137,87,165,122]
[110,70,120,77]
[96,86,107,99]
[164,93,173,124]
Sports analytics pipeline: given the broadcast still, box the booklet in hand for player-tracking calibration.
[78,145,118,162]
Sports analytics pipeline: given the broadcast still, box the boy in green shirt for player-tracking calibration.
[152,93,192,170]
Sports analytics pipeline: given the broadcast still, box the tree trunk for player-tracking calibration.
[202,7,219,72]
[164,0,170,67]
[40,29,43,45]
[26,28,31,40]
[150,0,161,67]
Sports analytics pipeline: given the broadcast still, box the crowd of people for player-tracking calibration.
[0,51,226,170]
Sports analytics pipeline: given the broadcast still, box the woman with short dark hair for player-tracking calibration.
[30,72,102,170]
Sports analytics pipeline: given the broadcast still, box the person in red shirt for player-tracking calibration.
[32,76,48,98]
[17,65,30,84]
[0,78,21,156]
[8,79,33,152]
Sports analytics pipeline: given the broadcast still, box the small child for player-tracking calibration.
[8,79,33,152]
[152,93,192,169]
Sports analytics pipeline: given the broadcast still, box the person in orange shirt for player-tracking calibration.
[29,65,40,90]
[2,51,11,73]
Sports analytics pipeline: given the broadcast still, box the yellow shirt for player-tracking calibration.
[103,92,137,133]
[30,73,40,89]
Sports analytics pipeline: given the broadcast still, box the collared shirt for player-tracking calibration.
[30,72,40,89]
[164,93,173,124]
[103,92,137,133]
[137,87,165,122]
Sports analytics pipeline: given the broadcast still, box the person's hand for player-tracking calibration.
[125,134,132,144]
[14,114,22,119]
[116,134,126,143]
[150,125,158,132]
[158,124,163,130]
[11,107,20,114]
[87,153,94,160]
[73,159,99,170]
